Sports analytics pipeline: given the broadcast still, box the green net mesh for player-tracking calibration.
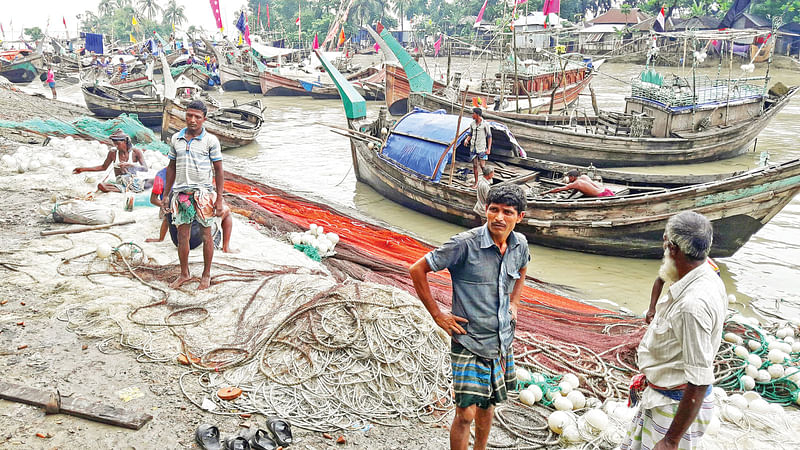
[0,114,170,154]
[170,64,213,79]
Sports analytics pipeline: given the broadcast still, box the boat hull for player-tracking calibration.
[348,119,800,258]
[81,85,164,127]
[0,58,41,83]
[161,98,263,149]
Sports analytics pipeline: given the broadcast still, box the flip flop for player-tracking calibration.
[266,417,293,447]
[245,429,278,450]
[223,436,251,450]
[195,424,222,450]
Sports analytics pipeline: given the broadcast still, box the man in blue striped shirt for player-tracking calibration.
[160,100,225,290]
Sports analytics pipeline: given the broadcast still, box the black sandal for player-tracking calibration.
[195,424,222,450]
[223,435,251,450]
[266,417,293,447]
[246,429,278,450]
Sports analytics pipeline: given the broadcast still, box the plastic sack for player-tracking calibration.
[52,200,115,225]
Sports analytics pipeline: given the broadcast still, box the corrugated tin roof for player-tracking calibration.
[589,8,650,25]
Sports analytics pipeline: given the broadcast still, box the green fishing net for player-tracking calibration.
[0,113,170,154]
[170,64,213,79]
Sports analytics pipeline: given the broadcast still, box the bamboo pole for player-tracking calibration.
[725,37,733,126]
[40,219,136,236]
[448,92,469,186]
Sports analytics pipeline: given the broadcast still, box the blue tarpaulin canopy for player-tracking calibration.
[85,33,104,55]
[382,109,472,182]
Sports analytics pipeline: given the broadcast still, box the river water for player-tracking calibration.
[51,56,800,318]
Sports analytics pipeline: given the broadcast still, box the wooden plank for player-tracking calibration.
[0,382,153,430]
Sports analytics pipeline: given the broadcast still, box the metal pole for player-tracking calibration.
[446,40,451,86]
[513,24,519,113]
[725,37,732,126]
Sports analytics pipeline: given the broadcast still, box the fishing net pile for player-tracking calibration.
[0,113,170,154]
[170,64,215,79]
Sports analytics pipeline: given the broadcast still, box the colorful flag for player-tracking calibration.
[244,17,251,45]
[62,17,67,28]
[172,23,175,31]
[130,33,137,43]
[236,12,246,33]
[374,42,380,52]
[132,16,138,26]
[238,34,243,46]
[542,0,560,15]
[209,0,223,30]
[475,0,488,25]
[266,4,270,29]
[653,7,666,32]
[433,35,442,56]
[337,28,345,47]
[295,17,300,26]
[312,33,319,49]
[257,3,262,30]
[516,0,528,4]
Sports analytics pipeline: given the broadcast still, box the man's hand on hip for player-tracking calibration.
[433,313,468,336]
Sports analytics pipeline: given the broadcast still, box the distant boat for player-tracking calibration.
[0,49,43,83]
[317,49,800,258]
[81,83,164,126]
[161,98,264,149]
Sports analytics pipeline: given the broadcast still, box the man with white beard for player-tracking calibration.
[621,211,727,450]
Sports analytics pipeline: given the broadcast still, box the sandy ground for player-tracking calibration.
[0,83,452,449]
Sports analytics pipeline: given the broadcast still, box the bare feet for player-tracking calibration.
[198,274,211,290]
[170,274,192,289]
[222,247,240,254]
[145,237,163,243]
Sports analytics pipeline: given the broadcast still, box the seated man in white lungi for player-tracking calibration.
[622,211,727,450]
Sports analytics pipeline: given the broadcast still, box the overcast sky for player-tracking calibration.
[1,0,250,39]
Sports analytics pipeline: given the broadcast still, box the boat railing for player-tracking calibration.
[631,71,765,107]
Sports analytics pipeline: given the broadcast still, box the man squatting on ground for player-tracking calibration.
[410,184,530,450]
[73,129,148,193]
[464,107,492,188]
[159,100,225,290]
[621,211,727,450]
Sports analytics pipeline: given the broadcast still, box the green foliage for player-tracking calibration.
[24,27,43,41]
[80,2,171,45]
[163,0,188,27]
[751,0,800,23]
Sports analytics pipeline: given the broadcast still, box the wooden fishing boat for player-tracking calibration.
[161,98,264,149]
[0,50,43,83]
[81,83,164,127]
[171,64,217,90]
[317,50,800,259]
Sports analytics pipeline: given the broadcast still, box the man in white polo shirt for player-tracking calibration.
[159,100,225,290]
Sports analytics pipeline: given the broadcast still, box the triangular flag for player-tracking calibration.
[542,0,560,16]
[238,34,243,46]
[130,33,137,43]
[266,4,270,29]
[337,28,345,47]
[62,17,67,28]
[653,7,666,32]
[132,16,138,26]
[373,42,380,52]
[312,33,319,49]
[295,17,300,26]
[475,0,488,25]
[172,23,175,31]
[433,35,442,56]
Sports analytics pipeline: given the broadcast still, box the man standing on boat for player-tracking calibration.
[473,167,494,222]
[622,211,727,450]
[159,100,226,291]
[464,107,492,188]
[410,184,529,450]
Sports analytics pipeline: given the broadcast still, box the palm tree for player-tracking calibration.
[351,0,382,29]
[98,0,114,16]
[394,0,411,35]
[137,0,162,21]
[114,0,132,8]
[163,0,187,27]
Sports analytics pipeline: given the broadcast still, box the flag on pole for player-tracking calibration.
[433,35,442,56]
[266,4,270,29]
[132,16,138,26]
[236,12,246,33]
[374,42,380,52]
[172,23,175,31]
[475,0,488,25]
[257,3,262,30]
[653,7,666,32]
[312,34,319,49]
[63,17,67,28]
[130,33,137,43]
[516,0,528,4]
[296,17,300,26]
[542,0,560,15]
[244,15,251,45]
[209,0,223,30]
[337,28,345,47]
[238,35,243,46]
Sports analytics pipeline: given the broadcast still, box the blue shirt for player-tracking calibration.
[168,127,222,192]
[426,225,530,359]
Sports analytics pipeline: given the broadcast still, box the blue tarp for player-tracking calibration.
[382,109,470,182]
[85,33,104,55]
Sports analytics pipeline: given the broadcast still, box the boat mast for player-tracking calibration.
[513,21,519,113]
[725,34,733,126]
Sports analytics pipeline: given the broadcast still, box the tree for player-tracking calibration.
[137,0,163,21]
[24,27,43,41]
[164,0,188,28]
[114,0,133,8]
[98,0,114,16]
[395,0,411,34]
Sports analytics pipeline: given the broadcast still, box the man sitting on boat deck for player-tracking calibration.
[72,129,148,193]
[473,167,495,222]
[118,57,128,80]
[159,100,226,290]
[545,169,614,197]
[146,166,236,254]
[622,211,726,450]
[410,184,529,450]
[464,107,492,188]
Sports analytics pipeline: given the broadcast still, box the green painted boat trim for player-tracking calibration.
[694,174,800,207]
[377,27,433,94]
[314,50,366,120]
[248,47,268,72]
